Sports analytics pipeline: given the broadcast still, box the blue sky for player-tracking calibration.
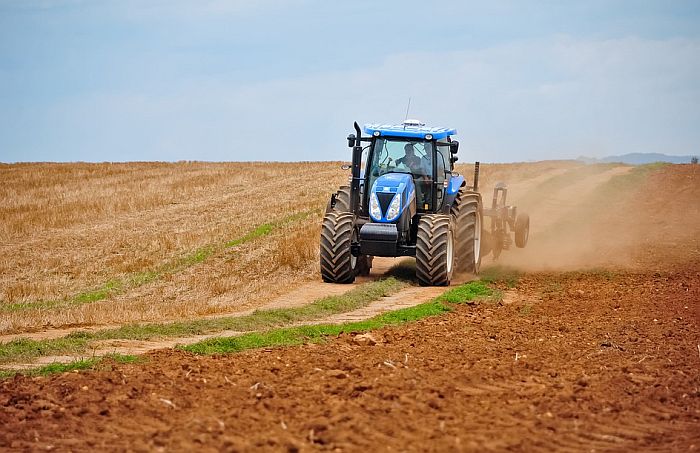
[1,1,699,162]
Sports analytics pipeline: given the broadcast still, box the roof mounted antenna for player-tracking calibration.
[403,97,411,128]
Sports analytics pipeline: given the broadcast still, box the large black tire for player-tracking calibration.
[330,186,351,212]
[326,186,373,275]
[514,213,530,248]
[450,190,482,274]
[320,212,356,283]
[416,214,454,286]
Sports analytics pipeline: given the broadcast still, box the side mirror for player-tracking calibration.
[450,140,459,154]
[347,134,356,148]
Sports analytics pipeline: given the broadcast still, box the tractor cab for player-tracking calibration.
[363,121,459,214]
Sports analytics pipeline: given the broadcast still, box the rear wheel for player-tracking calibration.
[451,191,482,274]
[514,213,530,248]
[329,186,351,213]
[416,214,454,286]
[320,212,356,283]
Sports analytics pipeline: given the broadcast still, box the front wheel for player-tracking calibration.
[320,212,356,283]
[416,214,454,286]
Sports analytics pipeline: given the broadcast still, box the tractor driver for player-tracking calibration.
[397,143,430,206]
[396,144,426,175]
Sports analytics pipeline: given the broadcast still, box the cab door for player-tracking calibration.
[436,142,452,209]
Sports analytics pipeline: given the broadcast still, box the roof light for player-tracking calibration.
[425,134,433,140]
[402,119,425,127]
[373,131,380,137]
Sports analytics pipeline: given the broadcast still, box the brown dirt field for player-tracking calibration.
[1,266,698,451]
[0,162,699,450]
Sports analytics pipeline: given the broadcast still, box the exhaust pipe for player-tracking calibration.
[473,161,480,192]
[350,122,363,214]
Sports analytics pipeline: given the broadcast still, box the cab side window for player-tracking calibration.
[436,144,451,207]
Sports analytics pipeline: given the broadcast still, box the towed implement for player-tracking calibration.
[321,120,529,286]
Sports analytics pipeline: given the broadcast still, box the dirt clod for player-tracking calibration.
[352,333,379,346]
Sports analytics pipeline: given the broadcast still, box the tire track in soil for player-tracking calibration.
[0,259,402,344]
[0,258,450,369]
[2,285,448,370]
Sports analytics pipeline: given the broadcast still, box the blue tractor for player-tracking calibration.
[321,120,529,286]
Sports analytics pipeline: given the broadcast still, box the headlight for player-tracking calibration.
[369,192,382,220]
[385,194,402,221]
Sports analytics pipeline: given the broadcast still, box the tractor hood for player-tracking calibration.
[369,173,416,223]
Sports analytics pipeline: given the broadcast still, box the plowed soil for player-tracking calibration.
[1,163,699,451]
[1,265,698,451]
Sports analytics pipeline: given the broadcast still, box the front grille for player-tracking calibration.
[376,192,395,215]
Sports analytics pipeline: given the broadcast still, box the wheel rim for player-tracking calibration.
[474,212,482,265]
[446,229,454,274]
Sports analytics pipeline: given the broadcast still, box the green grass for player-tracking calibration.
[433,280,492,303]
[0,354,141,380]
[182,280,495,355]
[2,210,319,312]
[0,277,407,365]
[225,223,274,247]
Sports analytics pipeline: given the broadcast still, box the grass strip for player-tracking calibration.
[2,210,319,312]
[0,354,141,380]
[0,277,407,365]
[182,280,493,355]
[0,280,493,378]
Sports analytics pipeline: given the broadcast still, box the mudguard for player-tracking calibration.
[441,174,466,213]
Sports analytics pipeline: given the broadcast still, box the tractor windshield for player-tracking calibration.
[369,138,432,178]
[368,137,434,210]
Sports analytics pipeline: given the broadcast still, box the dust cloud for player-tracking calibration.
[462,161,700,272]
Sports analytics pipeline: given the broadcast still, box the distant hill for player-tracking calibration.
[578,153,696,165]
